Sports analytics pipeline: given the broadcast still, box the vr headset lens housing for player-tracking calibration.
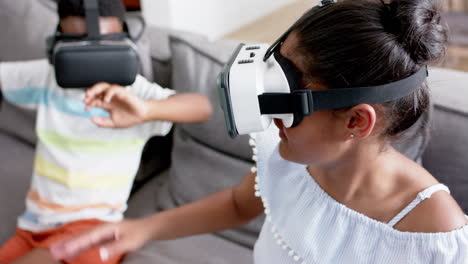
[218,44,311,138]
[52,38,140,89]
[47,0,140,88]
[218,0,428,138]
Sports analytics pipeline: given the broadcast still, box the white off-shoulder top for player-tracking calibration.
[252,126,468,264]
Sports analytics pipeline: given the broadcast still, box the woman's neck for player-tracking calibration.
[308,142,399,204]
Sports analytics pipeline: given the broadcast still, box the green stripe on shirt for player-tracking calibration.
[37,130,145,155]
[34,154,133,190]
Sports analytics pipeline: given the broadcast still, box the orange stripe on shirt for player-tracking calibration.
[27,190,124,213]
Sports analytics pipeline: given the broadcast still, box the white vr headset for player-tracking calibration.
[217,0,428,138]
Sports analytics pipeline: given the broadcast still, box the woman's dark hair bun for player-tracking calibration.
[381,0,448,65]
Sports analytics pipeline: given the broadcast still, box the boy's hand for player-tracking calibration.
[84,83,150,128]
[50,219,151,262]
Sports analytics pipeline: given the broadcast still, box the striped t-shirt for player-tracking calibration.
[0,59,175,232]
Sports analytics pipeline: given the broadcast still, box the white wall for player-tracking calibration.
[141,0,294,40]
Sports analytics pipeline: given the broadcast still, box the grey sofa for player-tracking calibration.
[1,1,467,263]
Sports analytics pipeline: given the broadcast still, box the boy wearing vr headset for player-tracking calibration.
[0,0,211,263]
[52,0,467,263]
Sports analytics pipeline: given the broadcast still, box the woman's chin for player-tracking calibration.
[278,142,315,165]
[278,141,293,161]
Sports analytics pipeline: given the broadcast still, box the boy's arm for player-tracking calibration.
[0,60,51,110]
[128,75,212,123]
[84,80,212,131]
[143,93,212,124]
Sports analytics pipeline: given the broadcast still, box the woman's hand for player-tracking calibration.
[51,172,263,261]
[84,83,150,128]
[50,219,152,261]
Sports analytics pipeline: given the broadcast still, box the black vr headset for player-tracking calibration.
[46,0,140,88]
[218,0,428,138]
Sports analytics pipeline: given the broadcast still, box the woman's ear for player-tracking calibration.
[345,104,377,140]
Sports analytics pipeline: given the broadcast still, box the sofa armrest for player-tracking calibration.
[423,67,468,213]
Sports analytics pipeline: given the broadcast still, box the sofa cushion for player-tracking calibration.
[126,11,155,83]
[0,0,57,61]
[147,26,172,88]
[168,32,253,160]
[157,128,262,248]
[0,102,37,145]
[154,32,262,249]
[424,106,468,213]
[0,134,34,245]
[0,0,56,145]
[123,234,253,264]
[428,68,468,114]
[423,68,468,212]
[125,172,253,264]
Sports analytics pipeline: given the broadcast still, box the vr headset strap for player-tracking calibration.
[259,91,312,116]
[259,66,428,115]
[312,66,428,111]
[84,0,100,38]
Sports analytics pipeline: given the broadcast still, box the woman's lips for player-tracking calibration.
[274,119,286,140]
[279,129,286,140]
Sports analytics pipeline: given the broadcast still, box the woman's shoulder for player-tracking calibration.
[394,190,467,233]
[393,157,467,233]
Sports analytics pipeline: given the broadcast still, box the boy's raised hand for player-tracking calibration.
[84,83,150,128]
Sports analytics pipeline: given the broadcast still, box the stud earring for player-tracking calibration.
[349,133,355,138]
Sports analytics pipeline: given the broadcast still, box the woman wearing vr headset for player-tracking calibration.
[52,0,468,263]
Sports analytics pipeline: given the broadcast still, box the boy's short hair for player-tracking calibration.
[58,0,126,22]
